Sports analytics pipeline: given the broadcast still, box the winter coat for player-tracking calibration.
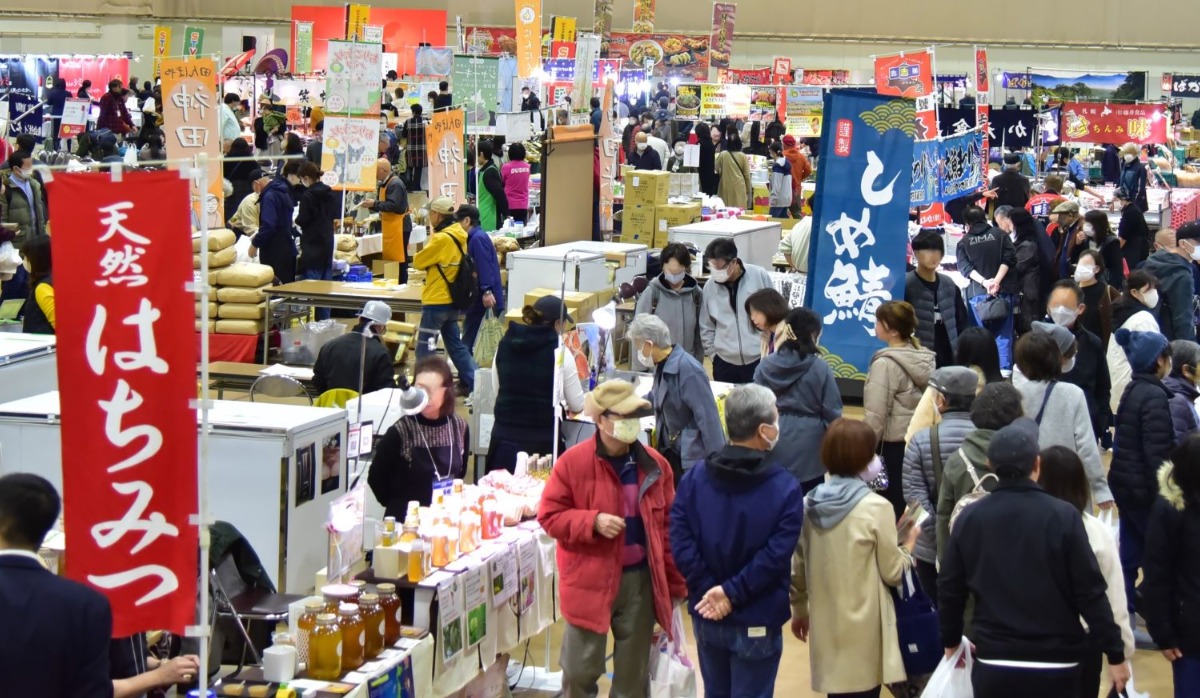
[1142,462,1200,656]
[768,157,793,208]
[412,220,468,306]
[904,366,988,444]
[1013,236,1042,328]
[903,412,975,564]
[295,182,338,272]
[648,346,726,464]
[904,270,962,355]
[1017,379,1113,506]
[1142,250,1196,342]
[791,478,912,694]
[538,437,687,640]
[863,344,935,443]
[1060,323,1112,439]
[466,225,505,313]
[1106,306,1160,413]
[754,349,843,484]
[1081,513,1137,661]
[312,322,397,396]
[1120,159,1149,211]
[936,428,997,562]
[635,274,704,363]
[956,222,1019,298]
[699,263,772,367]
[1110,373,1177,507]
[698,138,717,196]
[715,150,752,209]
[252,177,297,284]
[782,145,812,194]
[1164,374,1200,443]
[671,446,804,628]
[0,173,46,244]
[1118,205,1152,270]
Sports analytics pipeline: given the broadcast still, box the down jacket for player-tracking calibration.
[1107,308,1161,413]
[864,344,936,443]
[538,436,688,640]
[1142,462,1200,656]
[1164,374,1200,444]
[1109,373,1176,507]
[902,412,975,565]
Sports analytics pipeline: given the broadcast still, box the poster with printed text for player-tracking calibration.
[415,47,454,77]
[346,3,370,41]
[427,109,466,204]
[515,0,542,79]
[463,564,489,648]
[700,84,751,121]
[784,85,823,137]
[295,22,314,74]
[605,32,710,82]
[451,54,499,131]
[438,575,464,662]
[183,27,205,57]
[325,41,383,116]
[490,543,519,607]
[1060,102,1168,146]
[3,56,55,142]
[804,90,915,380]
[153,26,171,78]
[321,117,380,192]
[773,57,793,84]
[60,98,90,138]
[159,58,223,228]
[632,0,656,33]
[709,3,736,69]
[873,50,934,98]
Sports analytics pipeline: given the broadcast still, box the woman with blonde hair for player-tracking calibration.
[791,417,920,697]
[864,301,935,517]
[1119,142,1149,212]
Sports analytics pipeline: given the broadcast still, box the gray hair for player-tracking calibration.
[628,314,672,349]
[1171,340,1200,378]
[994,205,1014,221]
[724,384,778,442]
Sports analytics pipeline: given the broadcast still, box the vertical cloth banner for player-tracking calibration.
[593,0,614,55]
[451,54,500,131]
[552,16,577,42]
[60,56,131,97]
[295,22,314,74]
[515,0,543,79]
[321,117,380,192]
[346,3,371,41]
[873,50,934,98]
[326,41,383,116]
[804,91,915,380]
[427,108,466,204]
[160,58,224,229]
[153,26,172,78]
[414,47,455,77]
[47,170,198,636]
[599,79,617,233]
[632,0,656,32]
[772,57,792,84]
[974,48,989,94]
[939,129,985,202]
[4,57,56,142]
[183,27,205,57]
[709,3,736,69]
[911,139,940,207]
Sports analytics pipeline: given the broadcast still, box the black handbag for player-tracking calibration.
[973,294,1010,322]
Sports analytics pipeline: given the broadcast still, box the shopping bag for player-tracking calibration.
[919,637,973,698]
[0,241,19,281]
[1106,664,1150,698]
[1099,509,1120,547]
[649,607,696,698]
[472,310,505,369]
[892,569,942,678]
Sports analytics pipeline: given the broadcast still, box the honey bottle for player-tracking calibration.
[376,583,402,645]
[308,613,342,680]
[296,600,323,666]
[359,593,385,659]
[337,603,366,672]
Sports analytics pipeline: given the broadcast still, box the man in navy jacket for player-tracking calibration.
[0,473,113,696]
[455,204,506,354]
[670,384,804,698]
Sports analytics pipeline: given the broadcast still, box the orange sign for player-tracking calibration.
[159,58,224,229]
[427,109,466,205]
[515,0,543,79]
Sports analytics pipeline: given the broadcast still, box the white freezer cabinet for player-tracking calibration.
[0,333,57,404]
[506,241,648,307]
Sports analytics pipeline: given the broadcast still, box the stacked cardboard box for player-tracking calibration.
[654,203,702,249]
[621,170,672,245]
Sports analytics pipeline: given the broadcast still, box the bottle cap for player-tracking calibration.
[376,583,396,593]
[339,603,358,615]
[360,593,379,603]
[304,599,323,610]
[317,613,337,623]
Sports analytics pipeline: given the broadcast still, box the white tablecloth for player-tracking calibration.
[358,233,384,257]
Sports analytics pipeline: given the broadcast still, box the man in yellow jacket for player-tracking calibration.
[413,196,477,395]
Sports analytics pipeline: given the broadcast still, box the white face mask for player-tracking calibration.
[674,144,685,155]
[1124,154,1136,163]
[636,343,656,368]
[607,417,642,444]
[1084,225,1095,238]
[709,266,730,284]
[763,422,780,450]
[1189,243,1200,262]
[1063,356,1076,373]
[1050,305,1078,327]
[1140,289,1160,309]
[636,142,648,152]
[1074,265,1096,283]
[663,270,686,284]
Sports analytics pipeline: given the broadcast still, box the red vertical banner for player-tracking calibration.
[709,2,736,69]
[978,103,990,155]
[974,48,989,94]
[48,171,198,637]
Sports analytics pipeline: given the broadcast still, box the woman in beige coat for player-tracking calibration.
[864,300,935,518]
[714,134,752,209]
[792,418,919,697]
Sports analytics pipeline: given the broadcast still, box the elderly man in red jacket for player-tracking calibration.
[539,379,688,698]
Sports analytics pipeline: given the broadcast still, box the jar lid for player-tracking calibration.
[339,603,359,614]
[317,613,338,623]
[360,593,379,602]
[376,583,396,593]
[321,583,357,599]
[304,599,323,609]
[349,580,367,589]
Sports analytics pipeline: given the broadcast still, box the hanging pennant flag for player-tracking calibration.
[153,26,172,78]
[159,58,224,228]
[772,57,792,85]
[804,90,915,379]
[47,169,198,637]
[346,3,371,41]
[427,108,466,204]
[295,21,314,74]
[183,27,205,57]
[974,47,989,95]
[321,117,381,192]
[709,3,736,69]
[873,50,934,98]
[593,0,614,56]
[632,0,656,33]
[515,0,543,78]
[551,16,577,42]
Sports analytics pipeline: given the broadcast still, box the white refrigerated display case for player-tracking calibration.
[505,241,648,307]
[0,333,57,404]
[669,219,783,274]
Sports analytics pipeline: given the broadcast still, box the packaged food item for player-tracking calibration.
[337,603,365,672]
[308,613,343,680]
[409,538,427,582]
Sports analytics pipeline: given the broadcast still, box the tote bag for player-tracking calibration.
[892,569,942,678]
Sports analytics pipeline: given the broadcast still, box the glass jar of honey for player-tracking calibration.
[376,583,402,645]
[381,516,398,546]
[321,584,357,614]
[409,538,427,582]
[337,603,366,672]
[349,580,367,601]
[358,593,385,659]
[308,613,342,681]
[297,600,323,665]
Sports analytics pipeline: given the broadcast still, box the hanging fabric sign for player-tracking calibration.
[939,129,986,202]
[153,26,172,78]
[717,67,770,85]
[451,54,499,131]
[295,22,315,74]
[804,90,915,380]
[911,139,940,208]
[1060,102,1169,146]
[593,0,614,55]
[772,57,792,84]
[974,48,989,94]
[709,3,736,69]
[346,3,371,41]
[325,41,383,116]
[47,170,198,637]
[183,27,205,57]
[514,0,542,79]
[427,108,466,204]
[632,0,656,32]
[1166,74,1200,98]
[159,58,224,228]
[874,50,933,98]
[321,116,380,192]
[1000,72,1032,90]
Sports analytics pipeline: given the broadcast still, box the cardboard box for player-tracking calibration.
[522,288,596,323]
[670,173,700,199]
[657,203,702,232]
[503,307,527,328]
[622,204,657,244]
[623,170,671,207]
[371,260,401,280]
[752,184,771,214]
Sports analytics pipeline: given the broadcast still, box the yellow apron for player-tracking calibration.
[378,176,408,262]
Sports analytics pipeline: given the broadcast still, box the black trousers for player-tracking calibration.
[915,559,939,608]
[972,661,1079,698]
[879,440,907,519]
[712,355,759,384]
[829,688,880,698]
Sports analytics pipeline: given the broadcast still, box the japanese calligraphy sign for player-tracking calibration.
[47,170,198,636]
[911,139,940,208]
[59,56,130,98]
[939,129,985,202]
[1166,74,1200,98]
[159,58,223,229]
[717,68,771,85]
[1060,102,1168,146]
[805,91,915,380]
[321,117,380,192]
[800,70,850,86]
[451,54,499,132]
[326,41,383,116]
[594,0,614,53]
[514,0,542,79]
[874,50,934,98]
[1000,72,1032,90]
[551,16,577,42]
[4,56,56,143]
[346,3,371,41]
[939,107,1038,149]
[697,84,751,121]
[974,48,989,95]
[599,80,618,233]
[632,0,656,32]
[427,108,466,205]
[709,3,736,69]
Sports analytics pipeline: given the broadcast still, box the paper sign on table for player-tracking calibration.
[437,576,464,662]
[513,538,538,613]
[462,565,489,648]
[490,544,519,608]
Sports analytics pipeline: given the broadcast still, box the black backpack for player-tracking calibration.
[435,233,479,311]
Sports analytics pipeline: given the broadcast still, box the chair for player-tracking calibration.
[248,374,312,405]
[315,388,358,408]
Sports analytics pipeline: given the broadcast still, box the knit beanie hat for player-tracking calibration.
[1116,328,1169,374]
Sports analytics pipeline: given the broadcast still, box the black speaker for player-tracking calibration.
[242,36,257,53]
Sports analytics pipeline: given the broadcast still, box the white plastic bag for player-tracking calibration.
[649,607,696,698]
[1122,664,1150,698]
[1099,509,1120,547]
[919,637,973,698]
[0,241,20,281]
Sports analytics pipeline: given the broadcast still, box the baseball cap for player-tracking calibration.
[929,366,979,398]
[1003,152,1021,165]
[986,417,1042,476]
[1052,200,1080,215]
[533,295,573,324]
[782,135,797,147]
[359,300,391,325]
[583,379,653,419]
[1113,187,1132,201]
[1177,221,1200,242]
[426,196,456,215]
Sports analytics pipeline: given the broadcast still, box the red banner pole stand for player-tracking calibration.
[191,153,214,698]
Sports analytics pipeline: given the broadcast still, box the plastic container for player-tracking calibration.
[376,583,402,645]
[337,603,366,672]
[409,538,427,582]
[308,613,343,680]
[359,593,385,659]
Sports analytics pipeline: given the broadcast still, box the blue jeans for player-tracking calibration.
[1174,655,1200,698]
[968,293,1016,372]
[1118,500,1152,617]
[769,207,790,218]
[417,303,476,392]
[692,618,783,698]
[300,266,333,320]
[462,306,487,354]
